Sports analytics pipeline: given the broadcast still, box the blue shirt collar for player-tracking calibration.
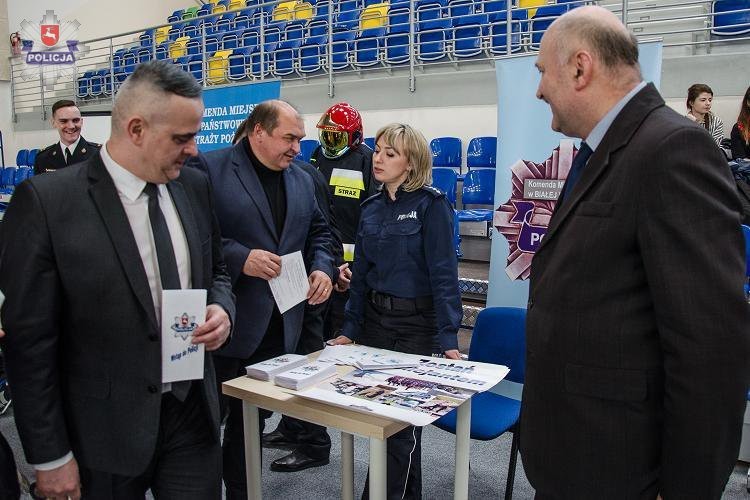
[585,81,647,152]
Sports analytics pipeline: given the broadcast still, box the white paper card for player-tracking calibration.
[161,289,207,383]
[268,251,310,314]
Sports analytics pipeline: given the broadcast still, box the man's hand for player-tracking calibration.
[35,458,81,500]
[307,270,332,305]
[330,335,353,345]
[192,304,231,351]
[444,349,462,360]
[334,263,352,292]
[242,250,281,280]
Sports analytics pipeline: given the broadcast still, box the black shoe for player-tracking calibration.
[269,450,330,473]
[261,429,297,450]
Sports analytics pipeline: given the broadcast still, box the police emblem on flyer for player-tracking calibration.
[494,140,576,280]
[171,312,198,341]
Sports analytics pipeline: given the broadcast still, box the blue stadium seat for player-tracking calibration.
[466,136,497,169]
[264,21,287,45]
[220,31,240,50]
[205,35,220,55]
[299,36,327,74]
[15,150,28,167]
[168,9,185,23]
[239,26,261,48]
[77,71,93,98]
[488,8,526,55]
[457,168,495,221]
[417,16,453,62]
[452,13,487,59]
[337,9,361,31]
[115,50,136,82]
[331,30,356,70]
[448,0,476,18]
[227,47,252,80]
[354,27,386,67]
[431,167,458,206]
[430,137,462,169]
[1,167,17,189]
[274,38,303,76]
[112,48,126,74]
[14,166,31,186]
[297,140,320,162]
[249,44,277,78]
[89,70,104,96]
[215,12,238,33]
[27,149,40,167]
[139,29,154,47]
[313,0,333,17]
[234,8,257,31]
[168,22,185,42]
[364,137,376,150]
[187,55,205,83]
[529,3,580,49]
[712,0,750,36]
[286,20,308,41]
[197,3,213,17]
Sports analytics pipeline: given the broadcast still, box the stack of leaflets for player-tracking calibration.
[355,351,419,370]
[273,361,338,391]
[246,354,308,381]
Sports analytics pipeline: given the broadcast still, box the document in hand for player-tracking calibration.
[274,361,338,391]
[246,354,309,381]
[268,251,310,314]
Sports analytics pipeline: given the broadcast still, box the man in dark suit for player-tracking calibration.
[191,99,335,499]
[522,6,750,499]
[0,61,235,499]
[33,99,100,175]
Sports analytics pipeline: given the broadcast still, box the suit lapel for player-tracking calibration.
[86,155,159,330]
[537,83,664,254]
[167,181,203,289]
[231,144,279,242]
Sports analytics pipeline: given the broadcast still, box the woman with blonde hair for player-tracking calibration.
[332,123,461,499]
[686,83,724,145]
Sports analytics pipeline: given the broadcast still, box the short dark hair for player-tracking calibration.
[246,100,300,135]
[51,99,77,116]
[686,83,713,110]
[233,117,249,144]
[127,60,202,99]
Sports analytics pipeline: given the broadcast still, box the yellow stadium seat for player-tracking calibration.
[208,0,221,4]
[169,36,190,58]
[294,1,315,20]
[212,3,228,13]
[155,25,172,45]
[207,49,233,85]
[273,0,299,21]
[228,0,245,11]
[519,0,547,18]
[360,3,389,30]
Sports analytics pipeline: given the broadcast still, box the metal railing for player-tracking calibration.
[9,0,750,119]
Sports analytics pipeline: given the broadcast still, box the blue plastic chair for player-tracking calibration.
[354,27,386,67]
[457,168,496,221]
[1,167,17,188]
[434,307,526,500]
[529,3,580,49]
[430,137,462,169]
[27,149,40,167]
[297,140,320,162]
[274,38,303,76]
[467,136,497,169]
[712,0,750,36]
[741,224,750,295]
[364,137,376,150]
[452,14,487,59]
[15,150,28,167]
[431,167,458,206]
[168,9,185,23]
[14,166,31,186]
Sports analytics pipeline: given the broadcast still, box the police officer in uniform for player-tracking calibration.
[332,123,462,500]
[34,99,100,175]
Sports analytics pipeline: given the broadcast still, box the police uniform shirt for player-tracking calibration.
[341,186,462,351]
[33,137,101,175]
[310,145,376,255]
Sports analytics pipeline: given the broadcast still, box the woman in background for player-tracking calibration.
[686,83,724,146]
[731,86,750,160]
[332,123,461,500]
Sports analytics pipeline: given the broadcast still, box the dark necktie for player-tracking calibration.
[64,147,72,165]
[143,183,191,401]
[559,142,593,206]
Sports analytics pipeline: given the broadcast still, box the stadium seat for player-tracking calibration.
[354,27,386,67]
[488,8,525,55]
[364,137,376,150]
[297,140,320,162]
[89,70,104,97]
[187,55,205,82]
[155,25,172,45]
[529,3,580,49]
[207,49,233,84]
[431,167,458,205]
[197,3,213,17]
[417,0,448,23]
[156,41,171,60]
[286,20,308,41]
[112,48,126,74]
[466,136,497,169]
[430,137,462,169]
[294,1,315,20]
[417,14,452,62]
[274,38,303,76]
[234,8,257,31]
[240,26,261,47]
[183,6,200,19]
[264,21,287,45]
[168,22,186,42]
[314,0,333,17]
[1,167,17,189]
[14,166,31,185]
[220,31,240,50]
[448,0,476,18]
[299,27,328,74]
[77,71,93,98]
[457,168,495,221]
[518,0,546,18]
[434,307,525,500]
[249,43,277,78]
[213,0,230,14]
[15,150,28,168]
[337,9,361,31]
[27,149,40,168]
[331,30,356,70]
[228,0,246,10]
[712,0,750,36]
[214,12,238,33]
[181,19,200,38]
[168,9,184,23]
[274,0,299,21]
[385,32,411,64]
[339,0,363,12]
[204,34,220,55]
[139,29,154,46]
[170,36,190,58]
[452,13,488,59]
[361,3,390,30]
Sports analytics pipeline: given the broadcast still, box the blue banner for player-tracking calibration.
[487,41,663,308]
[197,80,281,152]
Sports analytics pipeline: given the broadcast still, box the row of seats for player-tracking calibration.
[15,149,40,168]
[0,166,34,190]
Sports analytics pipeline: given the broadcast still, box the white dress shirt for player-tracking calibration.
[59,137,81,161]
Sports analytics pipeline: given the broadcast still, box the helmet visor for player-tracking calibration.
[319,129,350,158]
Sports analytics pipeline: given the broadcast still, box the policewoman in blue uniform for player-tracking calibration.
[332,123,462,499]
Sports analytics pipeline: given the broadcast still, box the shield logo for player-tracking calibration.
[40,24,59,47]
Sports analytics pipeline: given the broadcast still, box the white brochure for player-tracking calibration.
[269,251,310,314]
[161,289,206,383]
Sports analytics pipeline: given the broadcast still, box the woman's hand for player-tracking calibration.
[444,349,462,360]
[329,335,353,345]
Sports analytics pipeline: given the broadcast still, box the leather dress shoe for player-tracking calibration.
[261,429,297,450]
[270,449,330,472]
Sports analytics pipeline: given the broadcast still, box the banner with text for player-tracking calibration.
[487,42,663,308]
[197,80,281,152]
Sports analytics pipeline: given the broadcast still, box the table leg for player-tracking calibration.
[454,398,471,500]
[369,436,387,500]
[341,432,354,500]
[242,401,262,500]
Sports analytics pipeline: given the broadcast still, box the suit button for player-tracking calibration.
[148,385,158,393]
[149,334,158,341]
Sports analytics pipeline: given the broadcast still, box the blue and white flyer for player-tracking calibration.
[161,289,207,383]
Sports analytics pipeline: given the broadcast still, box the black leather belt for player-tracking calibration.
[368,290,433,312]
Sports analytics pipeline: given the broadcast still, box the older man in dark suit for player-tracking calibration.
[0,61,235,499]
[191,99,335,499]
[522,6,750,499]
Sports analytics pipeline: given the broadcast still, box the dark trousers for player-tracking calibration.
[359,298,440,500]
[0,430,19,500]
[215,309,286,500]
[272,300,331,460]
[325,289,349,340]
[79,385,221,500]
